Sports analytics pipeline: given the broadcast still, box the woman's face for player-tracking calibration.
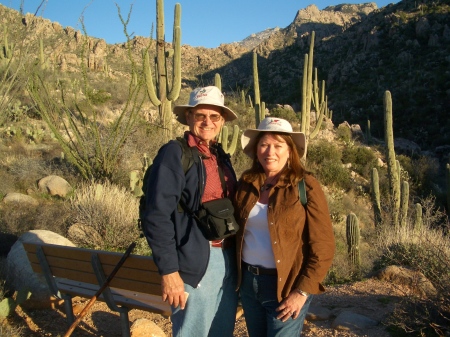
[256,133,290,176]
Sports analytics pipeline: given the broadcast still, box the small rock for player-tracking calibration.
[131,318,166,337]
[332,310,378,330]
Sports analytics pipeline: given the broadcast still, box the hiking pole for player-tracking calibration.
[63,241,136,337]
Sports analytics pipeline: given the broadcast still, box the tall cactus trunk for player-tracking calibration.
[300,54,308,134]
[414,203,423,233]
[400,180,409,228]
[144,0,181,143]
[371,167,383,227]
[384,90,400,227]
[346,213,361,273]
[253,51,263,127]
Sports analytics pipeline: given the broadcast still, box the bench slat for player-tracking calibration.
[26,254,162,286]
[56,279,171,317]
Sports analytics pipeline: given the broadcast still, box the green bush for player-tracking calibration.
[342,145,377,178]
[269,106,300,124]
[336,124,352,143]
[86,88,111,105]
[307,140,351,190]
[307,139,342,165]
[316,159,352,190]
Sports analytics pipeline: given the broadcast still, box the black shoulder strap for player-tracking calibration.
[298,178,307,206]
[175,137,201,213]
[176,136,200,174]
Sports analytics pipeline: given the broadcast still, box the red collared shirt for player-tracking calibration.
[185,131,235,203]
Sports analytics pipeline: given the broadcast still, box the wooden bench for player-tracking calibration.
[23,242,244,337]
[23,242,172,337]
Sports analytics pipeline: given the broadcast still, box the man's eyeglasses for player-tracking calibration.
[191,112,222,122]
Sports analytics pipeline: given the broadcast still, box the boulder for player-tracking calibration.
[2,192,39,206]
[131,318,166,337]
[6,230,76,300]
[38,175,73,198]
[374,265,437,297]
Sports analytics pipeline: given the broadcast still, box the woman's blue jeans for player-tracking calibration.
[240,268,313,337]
[171,245,238,337]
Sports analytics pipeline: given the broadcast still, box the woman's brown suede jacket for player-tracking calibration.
[234,173,335,302]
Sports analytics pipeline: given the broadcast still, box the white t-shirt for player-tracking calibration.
[242,201,276,268]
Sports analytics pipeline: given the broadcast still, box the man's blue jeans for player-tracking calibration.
[171,245,238,337]
[240,268,313,337]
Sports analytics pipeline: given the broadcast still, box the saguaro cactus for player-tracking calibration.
[39,38,48,70]
[400,180,409,228]
[414,203,423,233]
[252,51,265,127]
[384,90,400,227]
[1,25,13,61]
[144,0,182,143]
[219,125,239,156]
[371,167,382,227]
[214,73,222,91]
[346,213,361,270]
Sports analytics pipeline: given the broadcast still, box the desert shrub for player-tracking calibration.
[0,201,71,238]
[86,88,111,105]
[69,181,141,251]
[307,140,351,189]
[268,106,300,124]
[0,321,23,337]
[373,196,450,336]
[336,124,352,143]
[397,154,439,197]
[307,139,342,165]
[342,145,377,178]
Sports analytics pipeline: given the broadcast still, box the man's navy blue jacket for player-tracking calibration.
[142,138,234,287]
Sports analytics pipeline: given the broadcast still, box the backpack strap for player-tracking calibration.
[176,137,200,173]
[298,178,307,206]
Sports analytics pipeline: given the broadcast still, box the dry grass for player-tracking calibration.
[374,197,450,336]
[69,181,141,251]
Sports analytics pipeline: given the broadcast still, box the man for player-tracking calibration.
[142,86,239,336]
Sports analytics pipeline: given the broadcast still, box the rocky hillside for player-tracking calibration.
[1,0,449,154]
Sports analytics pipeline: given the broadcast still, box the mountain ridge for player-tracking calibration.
[1,0,449,154]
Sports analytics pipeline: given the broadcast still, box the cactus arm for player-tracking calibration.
[220,126,229,153]
[400,180,409,227]
[167,3,181,101]
[215,73,222,91]
[144,51,161,106]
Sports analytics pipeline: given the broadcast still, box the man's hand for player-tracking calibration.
[161,272,187,309]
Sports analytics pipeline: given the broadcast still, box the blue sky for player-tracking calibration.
[2,0,399,48]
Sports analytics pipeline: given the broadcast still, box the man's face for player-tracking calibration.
[185,104,224,144]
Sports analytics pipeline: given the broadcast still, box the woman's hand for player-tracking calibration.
[275,291,308,322]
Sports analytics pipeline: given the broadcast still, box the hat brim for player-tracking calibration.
[241,129,307,159]
[173,104,238,125]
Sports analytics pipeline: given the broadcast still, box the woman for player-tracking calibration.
[234,117,335,336]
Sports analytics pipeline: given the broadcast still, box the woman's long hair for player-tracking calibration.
[241,132,306,186]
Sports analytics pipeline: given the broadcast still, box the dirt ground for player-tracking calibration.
[2,277,407,337]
